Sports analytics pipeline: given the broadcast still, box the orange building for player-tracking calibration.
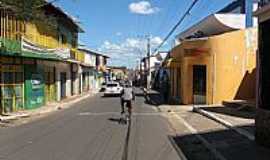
[168,28,257,105]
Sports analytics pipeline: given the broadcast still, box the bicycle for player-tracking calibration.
[119,111,131,125]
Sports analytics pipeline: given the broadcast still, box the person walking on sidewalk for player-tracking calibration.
[120,82,135,120]
[161,71,170,104]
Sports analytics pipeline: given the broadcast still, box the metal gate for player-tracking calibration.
[0,65,24,114]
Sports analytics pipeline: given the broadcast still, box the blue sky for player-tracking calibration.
[56,0,233,68]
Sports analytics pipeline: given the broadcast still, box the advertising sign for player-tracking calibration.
[21,37,71,59]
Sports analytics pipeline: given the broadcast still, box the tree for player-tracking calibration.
[0,0,62,31]
[0,0,48,20]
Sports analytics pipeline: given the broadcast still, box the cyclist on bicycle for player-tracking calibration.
[120,82,135,119]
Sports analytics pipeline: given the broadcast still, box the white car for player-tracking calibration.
[104,82,123,96]
[100,82,107,92]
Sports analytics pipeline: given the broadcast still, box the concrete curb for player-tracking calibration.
[0,92,97,121]
[193,106,255,141]
[0,113,30,121]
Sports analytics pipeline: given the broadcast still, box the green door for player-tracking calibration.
[24,65,45,110]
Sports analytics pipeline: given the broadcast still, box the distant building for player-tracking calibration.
[107,66,127,81]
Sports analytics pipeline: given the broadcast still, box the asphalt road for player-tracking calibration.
[0,91,182,160]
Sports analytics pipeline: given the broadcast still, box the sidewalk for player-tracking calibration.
[0,90,98,122]
[163,105,270,160]
[193,105,255,139]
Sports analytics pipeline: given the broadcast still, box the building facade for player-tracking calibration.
[254,0,270,147]
[169,28,257,105]
[0,3,100,114]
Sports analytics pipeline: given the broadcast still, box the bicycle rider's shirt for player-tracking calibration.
[122,87,133,101]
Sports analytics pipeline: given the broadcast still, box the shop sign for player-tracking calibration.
[31,74,43,89]
[184,48,209,57]
[21,37,71,59]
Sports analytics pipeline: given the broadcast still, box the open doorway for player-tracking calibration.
[60,72,66,99]
[193,65,207,104]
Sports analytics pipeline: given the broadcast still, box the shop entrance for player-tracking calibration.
[82,71,89,92]
[44,67,56,103]
[60,72,66,99]
[193,65,207,104]
[0,65,24,114]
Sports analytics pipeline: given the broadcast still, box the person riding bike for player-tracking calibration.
[120,82,135,120]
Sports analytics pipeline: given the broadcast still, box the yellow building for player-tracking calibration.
[0,3,84,113]
[168,28,257,105]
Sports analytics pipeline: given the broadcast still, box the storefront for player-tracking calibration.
[82,66,91,92]
[55,62,72,101]
[24,62,45,110]
[0,57,24,114]
[44,66,56,104]
[36,60,57,104]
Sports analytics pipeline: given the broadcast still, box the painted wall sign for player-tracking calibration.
[31,74,43,89]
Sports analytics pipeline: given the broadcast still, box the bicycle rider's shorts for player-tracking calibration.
[122,100,132,108]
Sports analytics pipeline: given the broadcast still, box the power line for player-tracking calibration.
[152,0,200,54]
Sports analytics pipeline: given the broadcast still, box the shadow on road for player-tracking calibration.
[145,92,164,107]
[108,118,121,124]
[101,95,121,98]
[121,117,132,160]
[168,125,270,160]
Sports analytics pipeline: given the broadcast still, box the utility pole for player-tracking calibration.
[147,36,151,90]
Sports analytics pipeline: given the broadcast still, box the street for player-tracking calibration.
[0,90,269,160]
[0,90,181,160]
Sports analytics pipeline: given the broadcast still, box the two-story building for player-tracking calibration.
[0,3,84,113]
[78,46,100,93]
[96,53,109,83]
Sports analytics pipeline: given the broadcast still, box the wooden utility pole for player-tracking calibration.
[147,36,151,90]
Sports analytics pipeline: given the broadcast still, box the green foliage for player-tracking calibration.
[0,0,46,21]
[1,0,58,29]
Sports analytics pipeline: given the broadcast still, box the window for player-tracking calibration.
[107,84,118,87]
[59,33,67,44]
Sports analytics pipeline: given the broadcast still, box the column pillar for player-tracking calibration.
[55,66,61,102]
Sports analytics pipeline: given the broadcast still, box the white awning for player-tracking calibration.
[176,13,257,41]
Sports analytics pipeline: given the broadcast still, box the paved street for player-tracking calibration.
[0,90,270,160]
[0,91,182,160]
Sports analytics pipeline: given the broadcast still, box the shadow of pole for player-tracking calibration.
[121,118,132,160]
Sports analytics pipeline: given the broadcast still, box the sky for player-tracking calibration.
[55,0,234,68]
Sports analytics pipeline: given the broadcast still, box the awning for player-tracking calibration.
[176,13,257,41]
[0,38,64,61]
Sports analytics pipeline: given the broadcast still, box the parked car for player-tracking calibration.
[104,82,123,96]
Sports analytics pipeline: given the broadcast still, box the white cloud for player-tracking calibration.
[98,36,164,68]
[129,1,159,15]
[116,32,122,36]
[151,36,163,46]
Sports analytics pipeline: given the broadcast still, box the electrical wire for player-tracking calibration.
[152,0,200,54]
